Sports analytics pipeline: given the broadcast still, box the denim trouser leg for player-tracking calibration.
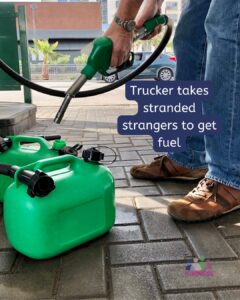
[168,0,211,169]
[204,0,240,189]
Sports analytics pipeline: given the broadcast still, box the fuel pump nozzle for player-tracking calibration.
[54,15,169,124]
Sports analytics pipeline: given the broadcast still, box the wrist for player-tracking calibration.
[114,15,136,32]
[106,21,133,37]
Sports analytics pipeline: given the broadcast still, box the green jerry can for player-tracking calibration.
[4,155,115,259]
[0,135,79,202]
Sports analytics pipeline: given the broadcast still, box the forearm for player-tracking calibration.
[115,0,143,20]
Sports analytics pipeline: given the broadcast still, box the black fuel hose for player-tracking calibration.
[0,164,55,197]
[0,19,173,98]
[0,164,17,178]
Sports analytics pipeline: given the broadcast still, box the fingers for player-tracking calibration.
[135,0,160,28]
[141,25,162,40]
[111,50,125,67]
[110,43,131,67]
[105,22,133,67]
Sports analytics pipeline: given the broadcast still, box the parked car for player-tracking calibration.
[101,51,176,83]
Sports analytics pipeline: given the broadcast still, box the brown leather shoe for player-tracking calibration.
[130,155,207,180]
[168,178,240,222]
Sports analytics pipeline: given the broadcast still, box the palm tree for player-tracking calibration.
[29,40,59,80]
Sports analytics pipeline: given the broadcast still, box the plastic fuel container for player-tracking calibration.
[4,155,115,259]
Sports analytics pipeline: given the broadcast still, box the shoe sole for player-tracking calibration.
[168,204,240,223]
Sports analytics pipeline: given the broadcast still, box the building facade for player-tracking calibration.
[16,2,102,62]
[40,0,187,27]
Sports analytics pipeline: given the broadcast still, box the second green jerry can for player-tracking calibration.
[4,155,115,259]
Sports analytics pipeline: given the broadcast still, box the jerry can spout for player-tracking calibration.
[0,164,55,197]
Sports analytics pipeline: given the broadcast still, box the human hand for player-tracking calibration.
[104,22,133,67]
[135,0,163,39]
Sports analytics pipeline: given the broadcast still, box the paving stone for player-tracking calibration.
[16,255,60,273]
[119,151,140,160]
[77,298,107,300]
[75,137,98,142]
[140,208,182,240]
[131,139,150,146]
[120,146,152,152]
[0,251,16,273]
[181,223,237,258]
[0,220,13,250]
[130,136,149,140]
[110,241,191,265]
[106,225,143,242]
[115,179,129,188]
[108,167,125,179]
[227,238,240,256]
[135,195,180,209]
[116,186,160,198]
[111,160,142,167]
[157,181,197,195]
[165,292,215,300]
[139,149,162,154]
[125,170,155,187]
[83,132,98,138]
[99,134,113,141]
[58,245,106,298]
[215,211,240,237]
[128,177,155,187]
[157,261,240,291]
[115,198,138,225]
[112,265,162,300]
[114,137,131,143]
[0,271,55,299]
[217,290,240,300]
[105,143,133,149]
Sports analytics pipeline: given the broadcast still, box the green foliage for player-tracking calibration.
[74,54,88,65]
[29,40,59,63]
[29,40,60,80]
[51,54,70,65]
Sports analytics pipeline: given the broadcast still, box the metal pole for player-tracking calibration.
[30,3,37,41]
[18,5,32,104]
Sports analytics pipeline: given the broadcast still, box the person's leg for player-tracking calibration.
[168,0,211,169]
[203,0,240,189]
[168,0,240,222]
[130,0,211,180]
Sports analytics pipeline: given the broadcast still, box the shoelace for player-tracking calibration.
[189,178,218,202]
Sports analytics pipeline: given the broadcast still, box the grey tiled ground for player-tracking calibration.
[1,96,240,299]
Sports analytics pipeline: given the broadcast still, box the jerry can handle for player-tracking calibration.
[10,136,51,152]
[33,155,76,172]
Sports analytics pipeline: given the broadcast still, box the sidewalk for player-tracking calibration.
[0,82,240,299]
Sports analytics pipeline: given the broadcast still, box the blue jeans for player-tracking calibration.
[168,0,240,189]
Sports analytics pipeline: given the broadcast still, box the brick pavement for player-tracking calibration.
[0,103,240,299]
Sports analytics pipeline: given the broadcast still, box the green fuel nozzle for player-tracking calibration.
[54,37,113,124]
[54,15,169,124]
[134,14,168,40]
